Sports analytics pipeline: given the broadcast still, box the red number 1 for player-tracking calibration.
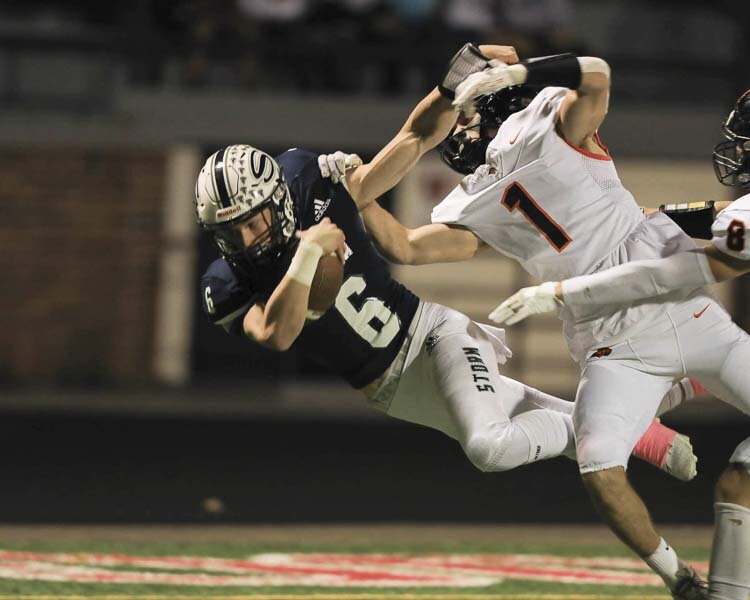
[501,182,572,252]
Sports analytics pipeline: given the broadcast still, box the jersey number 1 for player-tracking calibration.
[502,182,572,252]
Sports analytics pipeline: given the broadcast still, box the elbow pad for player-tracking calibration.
[660,201,715,240]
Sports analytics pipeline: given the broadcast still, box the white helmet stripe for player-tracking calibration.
[213,148,232,209]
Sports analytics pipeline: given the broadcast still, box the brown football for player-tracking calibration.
[308,253,344,311]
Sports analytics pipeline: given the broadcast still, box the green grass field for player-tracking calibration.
[0,524,712,599]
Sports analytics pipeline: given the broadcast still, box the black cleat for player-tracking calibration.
[672,561,708,600]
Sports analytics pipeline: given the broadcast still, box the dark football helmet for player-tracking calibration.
[438,86,539,175]
[713,89,750,187]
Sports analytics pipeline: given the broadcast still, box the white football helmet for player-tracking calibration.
[195,144,297,267]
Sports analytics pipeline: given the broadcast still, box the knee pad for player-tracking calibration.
[576,433,630,474]
[463,424,523,473]
[463,433,498,473]
[729,438,750,475]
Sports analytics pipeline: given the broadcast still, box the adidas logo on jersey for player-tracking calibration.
[313,197,331,221]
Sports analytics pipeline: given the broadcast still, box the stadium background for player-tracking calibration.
[0,0,748,528]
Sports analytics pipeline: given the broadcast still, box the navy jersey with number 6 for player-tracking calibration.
[200,148,420,388]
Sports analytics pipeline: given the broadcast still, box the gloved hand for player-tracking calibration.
[453,60,525,116]
[488,281,561,325]
[317,151,363,184]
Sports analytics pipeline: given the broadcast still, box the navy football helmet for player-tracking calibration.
[438,86,539,175]
[713,89,750,187]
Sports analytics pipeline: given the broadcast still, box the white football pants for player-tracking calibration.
[367,302,577,472]
[574,294,750,474]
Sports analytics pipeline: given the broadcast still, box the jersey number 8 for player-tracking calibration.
[727,219,746,252]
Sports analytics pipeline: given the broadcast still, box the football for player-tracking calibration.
[308,253,344,312]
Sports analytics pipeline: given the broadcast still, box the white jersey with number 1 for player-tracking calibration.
[432,87,711,362]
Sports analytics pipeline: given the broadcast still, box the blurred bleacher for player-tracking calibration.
[0,0,749,419]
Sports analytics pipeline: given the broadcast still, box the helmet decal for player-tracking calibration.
[250,151,275,183]
[212,148,232,209]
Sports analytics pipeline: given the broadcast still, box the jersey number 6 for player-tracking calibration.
[502,182,572,252]
[336,276,401,348]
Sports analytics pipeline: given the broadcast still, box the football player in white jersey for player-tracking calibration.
[323,50,733,598]
[492,90,750,600]
[197,45,698,508]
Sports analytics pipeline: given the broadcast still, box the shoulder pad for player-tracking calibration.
[200,259,255,329]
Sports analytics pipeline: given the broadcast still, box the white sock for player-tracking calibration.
[709,503,750,600]
[645,537,681,589]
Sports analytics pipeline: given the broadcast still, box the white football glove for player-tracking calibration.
[488,281,561,325]
[317,151,363,184]
[453,60,525,116]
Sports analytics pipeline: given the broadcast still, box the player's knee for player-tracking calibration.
[715,465,750,507]
[463,429,517,473]
[463,433,498,472]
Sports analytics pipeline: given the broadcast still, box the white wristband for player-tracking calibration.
[287,240,323,287]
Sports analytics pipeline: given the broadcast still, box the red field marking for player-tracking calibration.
[0,550,708,588]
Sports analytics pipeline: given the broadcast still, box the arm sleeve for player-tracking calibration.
[561,250,716,307]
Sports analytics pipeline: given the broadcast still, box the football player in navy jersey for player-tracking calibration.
[195,45,696,484]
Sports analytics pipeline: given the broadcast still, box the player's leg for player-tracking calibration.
[671,301,750,599]
[428,309,575,471]
[511,376,698,480]
[706,440,750,600]
[573,356,702,593]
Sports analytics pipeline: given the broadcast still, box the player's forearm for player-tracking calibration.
[360,202,415,265]
[560,250,717,307]
[249,280,309,351]
[244,242,323,350]
[362,203,482,265]
[346,90,456,208]
[407,224,482,265]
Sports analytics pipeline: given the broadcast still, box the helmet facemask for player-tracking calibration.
[713,90,750,187]
[438,86,539,175]
[713,138,750,187]
[207,175,297,273]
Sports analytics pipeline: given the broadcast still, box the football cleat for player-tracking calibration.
[671,561,708,600]
[662,433,698,482]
